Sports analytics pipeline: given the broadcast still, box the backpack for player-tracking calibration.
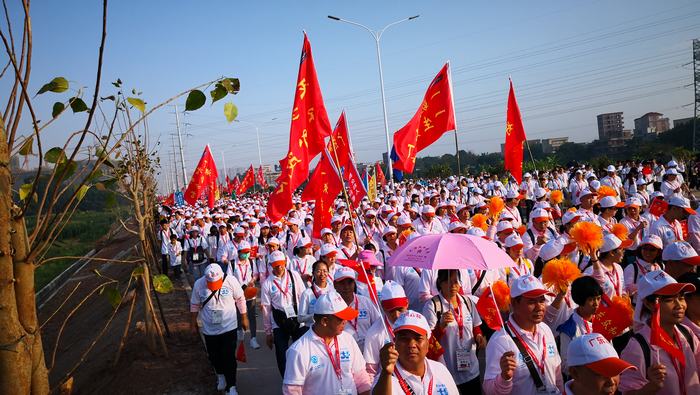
[632,324,695,372]
[431,294,472,328]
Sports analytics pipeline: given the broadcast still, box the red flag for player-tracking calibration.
[344,162,367,208]
[650,299,686,366]
[230,176,240,195]
[163,193,175,207]
[504,79,527,184]
[649,196,668,217]
[302,150,342,238]
[184,145,219,208]
[225,175,232,194]
[375,162,386,187]
[392,63,456,173]
[327,111,352,169]
[267,33,333,221]
[237,165,255,195]
[476,287,505,331]
[256,166,268,189]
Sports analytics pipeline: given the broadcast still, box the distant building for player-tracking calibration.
[673,117,694,128]
[597,112,624,140]
[541,137,569,154]
[634,112,670,136]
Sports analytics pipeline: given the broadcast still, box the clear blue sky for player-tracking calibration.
[16,0,700,186]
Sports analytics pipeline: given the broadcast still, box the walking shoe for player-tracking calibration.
[216,374,226,391]
[227,386,238,395]
[250,337,261,350]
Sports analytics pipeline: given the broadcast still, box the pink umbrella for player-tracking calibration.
[387,233,515,270]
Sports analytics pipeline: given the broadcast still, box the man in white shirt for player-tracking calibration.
[484,274,563,395]
[282,291,372,395]
[565,333,636,395]
[372,310,460,395]
[649,196,695,248]
[190,264,248,395]
[412,205,445,235]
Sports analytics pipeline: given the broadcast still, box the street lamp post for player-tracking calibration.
[234,119,263,167]
[328,14,419,185]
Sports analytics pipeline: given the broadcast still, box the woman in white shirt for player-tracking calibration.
[298,260,334,327]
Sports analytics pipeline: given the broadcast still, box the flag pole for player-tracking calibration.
[447,61,461,178]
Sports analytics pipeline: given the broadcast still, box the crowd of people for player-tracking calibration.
[157,159,700,395]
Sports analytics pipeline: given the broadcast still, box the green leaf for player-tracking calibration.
[102,286,122,309]
[104,191,117,208]
[37,77,69,95]
[131,266,144,277]
[88,168,103,182]
[185,90,206,111]
[19,183,32,201]
[44,147,66,164]
[126,97,145,113]
[152,274,174,294]
[56,160,77,178]
[224,102,238,123]
[210,84,227,104]
[112,78,122,88]
[52,102,65,118]
[76,185,91,202]
[18,136,34,156]
[69,97,89,113]
[221,78,240,94]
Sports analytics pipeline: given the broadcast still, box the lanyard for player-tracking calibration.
[349,296,359,332]
[636,259,649,276]
[670,329,687,395]
[583,318,592,334]
[394,367,433,395]
[296,258,307,275]
[422,219,433,233]
[507,322,546,374]
[451,297,465,340]
[604,267,621,296]
[273,273,291,301]
[323,337,343,383]
[412,267,422,276]
[238,263,248,282]
[312,283,322,299]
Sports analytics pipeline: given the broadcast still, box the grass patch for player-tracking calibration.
[31,210,127,291]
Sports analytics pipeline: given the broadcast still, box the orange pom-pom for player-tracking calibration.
[244,286,258,299]
[516,225,527,236]
[597,185,617,198]
[611,223,628,241]
[541,258,581,293]
[471,214,488,232]
[491,281,511,312]
[488,196,505,219]
[549,190,564,205]
[570,221,604,255]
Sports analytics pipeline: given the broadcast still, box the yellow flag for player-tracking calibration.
[368,173,377,202]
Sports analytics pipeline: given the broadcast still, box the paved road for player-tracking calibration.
[235,308,283,394]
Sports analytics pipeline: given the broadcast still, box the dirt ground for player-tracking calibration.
[38,228,215,395]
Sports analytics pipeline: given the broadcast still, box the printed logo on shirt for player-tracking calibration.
[547,344,556,357]
[310,355,319,364]
[436,384,449,395]
[358,310,368,320]
[270,285,277,293]
[339,349,351,362]
[219,287,230,297]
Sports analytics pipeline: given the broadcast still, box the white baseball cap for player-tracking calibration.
[665,168,679,176]
[562,210,581,225]
[238,240,251,252]
[448,221,467,232]
[266,236,280,246]
[510,274,555,298]
[637,270,696,300]
[321,228,333,237]
[320,243,339,257]
[606,165,616,172]
[567,333,635,377]
[506,190,522,199]
[600,234,633,253]
[421,205,436,215]
[365,209,377,217]
[379,281,409,311]
[625,197,642,208]
[268,250,286,266]
[599,196,624,209]
[662,241,700,265]
[331,215,343,224]
[288,218,302,227]
[204,264,224,291]
[392,310,431,338]
[496,221,514,234]
[534,188,547,199]
[668,196,696,215]
[530,208,550,222]
[382,225,398,237]
[639,234,663,250]
[504,234,524,248]
[539,237,576,262]
[314,290,359,320]
[295,236,312,248]
[579,188,597,198]
[466,227,487,238]
[233,226,245,235]
[333,266,357,282]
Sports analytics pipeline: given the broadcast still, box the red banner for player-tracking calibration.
[256,166,268,189]
[237,165,255,195]
[375,162,386,187]
[504,79,527,184]
[184,145,219,208]
[392,63,455,173]
[344,161,367,208]
[230,175,240,195]
[476,287,504,331]
[267,33,333,221]
[302,150,342,238]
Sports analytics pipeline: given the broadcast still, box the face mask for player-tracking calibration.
[239,253,250,260]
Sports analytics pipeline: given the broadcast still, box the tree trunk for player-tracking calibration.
[0,115,49,394]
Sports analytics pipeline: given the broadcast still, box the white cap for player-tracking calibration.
[590,180,601,190]
[506,190,521,199]
[625,197,642,208]
[510,274,555,298]
[599,196,624,209]
[639,234,663,250]
[331,215,343,224]
[288,218,302,227]
[530,208,549,221]
[382,225,397,237]
[665,168,679,176]
[397,216,411,226]
[268,250,286,266]
[421,205,436,214]
[534,188,547,199]
[667,160,678,167]
[204,264,224,291]
[321,228,333,237]
[538,238,573,262]
[448,221,467,232]
[600,234,632,253]
[504,233,524,248]
[365,209,377,217]
[637,270,696,300]
[238,240,251,252]
[496,221,514,233]
[668,196,696,214]
[320,243,338,256]
[524,172,532,178]
[567,333,635,377]
[392,310,431,338]
[296,236,312,248]
[662,241,700,264]
[606,165,616,172]
[333,266,357,282]
[379,281,409,310]
[266,236,280,246]
[579,188,597,198]
[562,210,581,225]
[234,226,245,235]
[314,290,359,320]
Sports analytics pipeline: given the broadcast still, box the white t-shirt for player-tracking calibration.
[261,270,306,332]
[189,275,245,336]
[283,329,367,395]
[371,359,460,395]
[484,318,563,395]
[362,318,392,380]
[394,267,425,311]
[298,283,334,327]
[342,294,381,351]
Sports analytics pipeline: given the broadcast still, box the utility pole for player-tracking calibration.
[221,152,228,181]
[169,135,180,190]
[174,103,188,187]
[693,38,699,153]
